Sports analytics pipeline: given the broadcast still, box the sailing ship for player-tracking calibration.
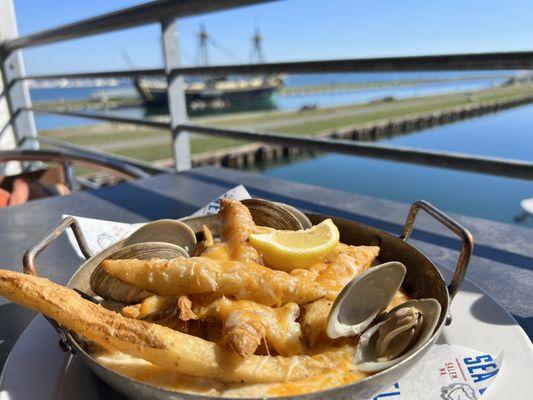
[134,27,284,113]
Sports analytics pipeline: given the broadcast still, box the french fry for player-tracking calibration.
[121,303,141,319]
[0,270,339,383]
[196,298,303,358]
[177,295,197,321]
[300,299,333,347]
[220,198,262,263]
[222,309,264,358]
[194,225,215,256]
[307,244,380,298]
[139,295,176,320]
[102,257,326,306]
[220,198,256,244]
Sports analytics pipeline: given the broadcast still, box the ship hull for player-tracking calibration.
[138,85,277,106]
[134,77,282,115]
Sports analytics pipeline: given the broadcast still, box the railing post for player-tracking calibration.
[161,17,191,171]
[0,0,38,176]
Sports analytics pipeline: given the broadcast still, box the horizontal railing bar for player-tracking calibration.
[0,149,150,180]
[28,107,170,129]
[16,51,533,83]
[21,68,164,82]
[74,176,102,190]
[2,0,278,52]
[26,107,533,180]
[20,135,173,174]
[178,123,533,181]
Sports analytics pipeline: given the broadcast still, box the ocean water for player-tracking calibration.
[261,103,533,227]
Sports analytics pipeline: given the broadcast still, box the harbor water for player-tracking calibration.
[261,103,533,227]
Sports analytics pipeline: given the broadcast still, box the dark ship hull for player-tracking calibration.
[134,76,283,115]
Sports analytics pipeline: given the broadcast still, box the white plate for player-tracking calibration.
[1,277,532,400]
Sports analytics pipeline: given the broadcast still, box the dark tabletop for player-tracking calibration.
[1,166,532,370]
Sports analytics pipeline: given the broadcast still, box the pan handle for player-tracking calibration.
[23,216,93,276]
[400,200,474,301]
[22,217,93,353]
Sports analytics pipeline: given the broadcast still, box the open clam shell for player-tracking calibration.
[125,219,197,256]
[327,262,406,339]
[274,202,313,229]
[241,198,311,230]
[355,298,442,372]
[90,242,188,304]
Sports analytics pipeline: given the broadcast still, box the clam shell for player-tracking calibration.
[90,242,188,304]
[241,198,306,230]
[275,202,313,229]
[125,219,197,256]
[327,262,406,339]
[355,298,442,372]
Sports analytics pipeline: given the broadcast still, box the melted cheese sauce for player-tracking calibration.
[198,297,303,356]
[95,345,368,398]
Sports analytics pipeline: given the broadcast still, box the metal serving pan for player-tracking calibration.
[22,200,473,400]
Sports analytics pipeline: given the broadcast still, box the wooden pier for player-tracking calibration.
[187,94,533,169]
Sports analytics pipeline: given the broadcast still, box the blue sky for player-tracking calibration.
[12,0,533,74]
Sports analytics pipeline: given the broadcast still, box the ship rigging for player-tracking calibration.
[134,25,284,114]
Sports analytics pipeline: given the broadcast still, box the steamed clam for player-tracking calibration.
[327,261,441,372]
[90,218,196,304]
[355,299,441,372]
[90,241,189,304]
[125,219,197,256]
[242,198,312,230]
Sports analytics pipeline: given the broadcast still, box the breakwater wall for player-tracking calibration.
[189,94,533,169]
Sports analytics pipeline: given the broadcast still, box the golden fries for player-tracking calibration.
[139,295,176,320]
[307,244,380,298]
[102,257,326,306]
[193,298,303,358]
[220,198,256,244]
[300,299,333,347]
[220,198,262,263]
[121,303,141,319]
[0,270,338,383]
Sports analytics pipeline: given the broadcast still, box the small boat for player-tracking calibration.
[514,197,533,222]
[521,198,533,215]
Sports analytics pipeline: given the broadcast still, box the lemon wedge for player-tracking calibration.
[249,219,340,271]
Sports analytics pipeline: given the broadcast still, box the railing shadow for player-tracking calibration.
[81,178,201,220]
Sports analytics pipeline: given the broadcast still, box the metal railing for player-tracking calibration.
[14,50,533,83]
[1,0,533,181]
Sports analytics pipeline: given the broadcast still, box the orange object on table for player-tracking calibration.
[8,178,30,206]
[0,188,9,208]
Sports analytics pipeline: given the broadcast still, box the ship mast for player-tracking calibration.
[251,28,263,63]
[198,23,209,66]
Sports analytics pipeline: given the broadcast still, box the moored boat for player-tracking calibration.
[134,74,284,112]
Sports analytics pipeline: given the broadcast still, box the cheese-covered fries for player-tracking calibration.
[0,270,336,383]
[182,297,303,358]
[102,257,326,306]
